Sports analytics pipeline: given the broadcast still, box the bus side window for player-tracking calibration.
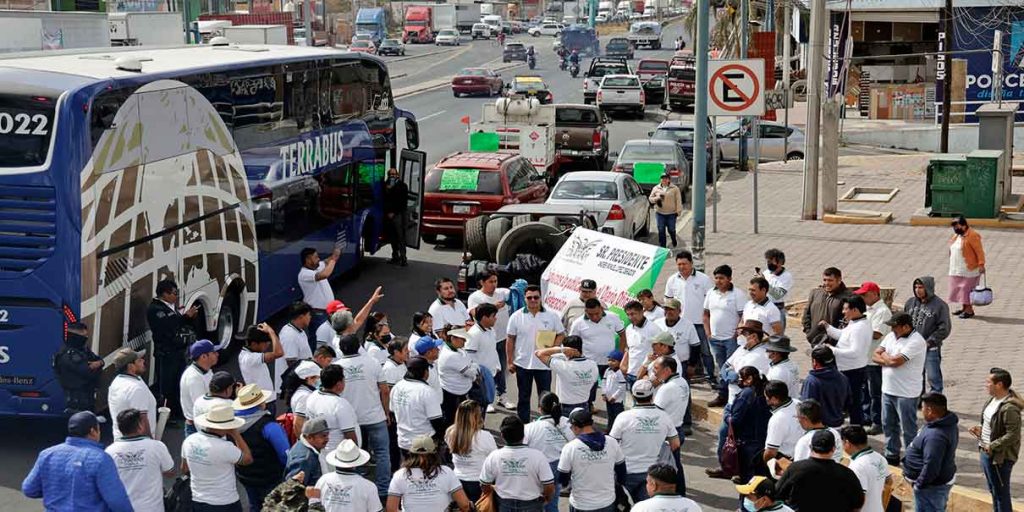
[328,60,364,123]
[89,87,135,152]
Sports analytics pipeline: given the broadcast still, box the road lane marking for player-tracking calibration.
[418,110,447,122]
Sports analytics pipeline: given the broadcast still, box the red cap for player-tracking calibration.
[326,300,348,314]
[854,282,880,295]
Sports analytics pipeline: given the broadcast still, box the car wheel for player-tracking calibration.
[638,209,651,237]
[422,233,438,244]
[453,90,460,97]
[787,151,804,161]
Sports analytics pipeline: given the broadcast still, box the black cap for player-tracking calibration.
[209,371,237,393]
[68,411,106,436]
[811,344,835,365]
[580,279,597,291]
[568,407,593,427]
[886,312,913,327]
[810,429,836,454]
[406,356,430,374]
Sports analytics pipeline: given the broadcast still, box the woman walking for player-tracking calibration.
[445,400,498,503]
[648,173,684,247]
[948,215,985,319]
[386,435,473,512]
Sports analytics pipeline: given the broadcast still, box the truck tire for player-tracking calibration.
[495,222,568,265]
[465,215,490,261]
[485,217,512,260]
[511,214,532,228]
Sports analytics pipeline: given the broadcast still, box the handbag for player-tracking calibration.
[720,420,741,478]
[475,486,497,512]
[970,275,993,306]
[164,475,192,512]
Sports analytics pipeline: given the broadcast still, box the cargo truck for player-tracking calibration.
[0,11,108,52]
[403,4,455,43]
[223,24,288,44]
[453,2,481,32]
[354,7,387,46]
[109,12,182,46]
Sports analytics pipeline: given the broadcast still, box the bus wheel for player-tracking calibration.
[214,294,239,352]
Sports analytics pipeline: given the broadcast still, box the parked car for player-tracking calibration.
[583,57,632,104]
[436,29,461,45]
[505,75,554,104]
[554,104,611,169]
[596,74,645,118]
[611,139,689,195]
[349,39,377,54]
[503,42,529,62]
[422,152,549,242]
[528,22,563,37]
[377,38,406,56]
[500,21,513,34]
[471,23,492,39]
[666,64,696,111]
[605,37,634,59]
[649,120,720,181]
[546,171,649,239]
[636,59,669,104]
[716,120,806,163]
[452,68,504,97]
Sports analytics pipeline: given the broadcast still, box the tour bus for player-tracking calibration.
[0,44,426,417]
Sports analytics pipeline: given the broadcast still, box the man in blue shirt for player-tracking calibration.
[22,411,133,512]
[284,416,331,485]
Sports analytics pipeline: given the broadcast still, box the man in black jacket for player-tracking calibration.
[903,392,959,512]
[801,267,852,346]
[776,429,864,512]
[383,167,409,266]
[53,322,103,413]
[146,279,198,418]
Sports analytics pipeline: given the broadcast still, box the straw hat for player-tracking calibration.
[195,403,245,430]
[326,439,372,469]
[232,383,273,410]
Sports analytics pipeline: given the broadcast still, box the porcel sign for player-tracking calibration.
[541,228,670,321]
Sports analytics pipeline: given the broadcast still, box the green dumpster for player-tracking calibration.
[926,150,1002,219]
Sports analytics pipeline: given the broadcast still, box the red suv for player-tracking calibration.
[422,152,549,243]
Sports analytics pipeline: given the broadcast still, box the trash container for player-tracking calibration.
[926,150,1002,219]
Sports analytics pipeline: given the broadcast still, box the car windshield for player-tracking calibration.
[425,168,503,194]
[620,144,675,161]
[668,67,695,79]
[552,180,618,200]
[382,39,398,46]
[461,69,489,76]
[439,30,457,36]
[607,40,628,48]
[652,127,694,143]
[602,76,638,87]
[352,41,370,47]
[717,120,741,136]
[556,108,600,124]
[514,80,546,91]
[590,65,629,77]
[639,61,669,72]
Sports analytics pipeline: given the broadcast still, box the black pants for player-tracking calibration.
[155,351,186,417]
[442,389,469,432]
[62,387,97,414]
[842,367,867,426]
[461,480,482,503]
[386,213,407,261]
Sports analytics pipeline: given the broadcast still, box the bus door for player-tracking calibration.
[400,148,426,251]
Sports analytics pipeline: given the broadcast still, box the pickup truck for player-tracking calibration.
[596,74,645,118]
[628,21,662,49]
[605,37,634,59]
[666,64,696,111]
[554,104,611,170]
[635,58,669,105]
[583,57,632,104]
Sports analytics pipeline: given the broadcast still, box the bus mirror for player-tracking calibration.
[406,119,420,150]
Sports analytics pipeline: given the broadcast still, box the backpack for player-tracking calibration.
[277,412,298,446]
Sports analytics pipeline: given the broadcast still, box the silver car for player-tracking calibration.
[435,29,461,46]
[610,139,690,196]
[716,120,806,163]
[545,171,650,239]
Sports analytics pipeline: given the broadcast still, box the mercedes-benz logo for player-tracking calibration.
[561,133,570,141]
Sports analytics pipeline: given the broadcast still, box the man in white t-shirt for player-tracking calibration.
[722,320,771,403]
[192,371,236,420]
[557,408,627,512]
[236,323,284,412]
[279,303,315,391]
[535,336,598,414]
[653,298,699,368]
[315,439,383,512]
[389,357,445,453]
[765,335,801,400]
[466,303,501,411]
[180,339,218,435]
[632,464,703,512]
[762,248,794,330]
[744,276,783,335]
[663,250,714,383]
[621,300,661,385]
[107,348,156,440]
[181,403,253,509]
[569,298,626,370]
[480,416,556,510]
[703,265,746,407]
[762,380,803,469]
[872,312,927,464]
[856,281,892,435]
[561,279,599,330]
[298,246,340,342]
[609,380,680,503]
[428,278,471,335]
[467,272,511,408]
[507,284,565,423]
[304,364,361,454]
[335,334,391,498]
[792,399,844,463]
[105,408,175,512]
[841,425,891,512]
[438,328,480,428]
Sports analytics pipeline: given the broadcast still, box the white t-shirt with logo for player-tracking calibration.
[654,317,701,351]
[609,405,678,474]
[179,364,211,422]
[704,287,746,340]
[298,262,334,310]
[507,308,565,370]
[467,288,511,340]
[108,374,157,440]
[467,324,500,375]
[725,343,771,402]
[316,470,384,512]
[878,331,928,398]
[381,358,406,386]
[654,375,690,428]
[792,427,844,463]
[387,466,462,512]
[603,367,628,403]
[304,390,361,453]
[569,313,624,364]
[480,445,555,500]
[632,494,704,512]
[548,354,599,406]
[428,298,471,331]
[238,347,277,401]
[525,416,576,462]
[390,378,444,450]
[767,358,801,399]
[448,429,499,481]
[438,344,479,396]
[337,354,387,425]
[291,385,315,418]
[106,436,175,512]
[181,432,243,506]
[557,435,626,510]
[362,341,388,366]
[848,449,890,512]
[625,320,661,376]
[764,399,803,458]
[762,268,795,304]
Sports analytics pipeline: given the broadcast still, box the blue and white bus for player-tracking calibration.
[0,45,426,417]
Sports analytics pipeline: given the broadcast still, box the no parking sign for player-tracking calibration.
[707,59,765,116]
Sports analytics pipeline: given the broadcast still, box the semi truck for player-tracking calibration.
[0,10,108,52]
[109,12,182,46]
[354,7,387,46]
[454,2,481,32]
[403,4,456,43]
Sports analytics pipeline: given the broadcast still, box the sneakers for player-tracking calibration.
[498,394,516,409]
[486,404,497,413]
[705,467,730,479]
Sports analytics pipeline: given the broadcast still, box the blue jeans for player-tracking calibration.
[693,327,715,384]
[515,366,551,423]
[655,212,678,247]
[914,484,952,512]
[716,402,733,460]
[623,472,648,503]
[496,340,508,396]
[570,505,616,512]
[563,402,589,416]
[980,451,1015,512]
[500,497,545,512]
[925,347,943,393]
[773,302,786,331]
[862,365,883,427]
[360,421,392,497]
[185,422,197,436]
[709,337,737,398]
[243,483,275,512]
[674,426,687,495]
[882,393,918,458]
[545,460,560,512]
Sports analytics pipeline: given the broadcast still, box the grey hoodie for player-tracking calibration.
[903,276,951,348]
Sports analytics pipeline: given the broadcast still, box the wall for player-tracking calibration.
[841,124,1024,153]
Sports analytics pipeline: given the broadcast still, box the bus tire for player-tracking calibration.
[213,290,241,356]
[485,217,512,260]
[465,215,491,261]
[495,222,567,265]
[511,214,532,228]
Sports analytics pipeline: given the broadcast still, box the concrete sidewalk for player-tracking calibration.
[652,152,1024,501]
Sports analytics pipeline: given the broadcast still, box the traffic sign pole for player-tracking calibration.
[712,115,718,234]
[752,116,760,234]
[692,0,710,272]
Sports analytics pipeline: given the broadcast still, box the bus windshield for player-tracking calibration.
[0,93,57,168]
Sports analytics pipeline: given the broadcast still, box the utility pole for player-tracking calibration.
[692,0,710,271]
[940,0,952,152]
[783,0,791,161]
[801,0,826,220]
[738,0,749,172]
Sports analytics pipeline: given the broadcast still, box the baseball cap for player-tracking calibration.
[811,344,836,365]
[607,349,624,362]
[853,282,881,295]
[68,410,106,436]
[631,379,655,398]
[326,300,348,315]
[113,347,145,371]
[568,407,593,427]
[652,331,675,347]
[294,361,321,380]
[663,298,681,310]
[414,336,444,355]
[189,339,216,359]
[886,312,913,327]
[209,371,236,393]
[410,435,437,454]
[580,279,597,291]
[301,416,330,436]
[811,429,836,454]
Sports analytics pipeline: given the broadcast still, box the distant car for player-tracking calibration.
[649,119,720,181]
[436,29,461,46]
[500,21,513,34]
[422,152,549,242]
[528,22,563,37]
[506,75,554,104]
[349,40,377,54]
[378,38,405,56]
[503,42,529,62]
[595,13,609,23]
[605,37,634,59]
[471,23,492,39]
[546,171,649,239]
[636,59,669,104]
[583,57,632,104]
[611,139,690,195]
[452,68,504,97]
[716,120,806,163]
[596,74,645,118]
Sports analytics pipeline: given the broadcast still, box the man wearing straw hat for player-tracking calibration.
[182,402,254,511]
[233,383,291,511]
[312,439,382,512]
[108,347,156,440]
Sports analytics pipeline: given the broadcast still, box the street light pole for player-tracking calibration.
[801,0,826,220]
[738,0,749,172]
[692,0,710,271]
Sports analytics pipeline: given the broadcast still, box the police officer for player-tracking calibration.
[53,322,103,414]
[146,279,198,419]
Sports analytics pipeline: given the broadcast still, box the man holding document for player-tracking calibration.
[507,284,566,423]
